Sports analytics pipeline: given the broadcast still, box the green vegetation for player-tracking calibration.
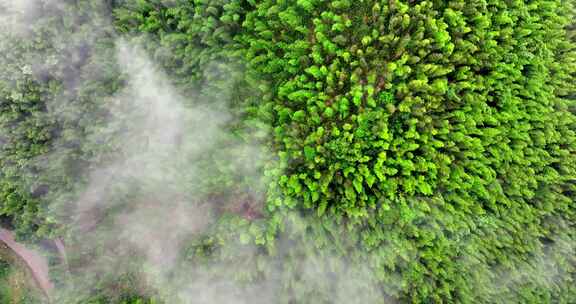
[0,0,575,303]
[0,0,122,240]
[237,0,576,302]
[0,245,41,303]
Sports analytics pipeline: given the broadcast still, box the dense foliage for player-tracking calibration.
[0,0,575,303]
[236,0,576,302]
[0,0,121,239]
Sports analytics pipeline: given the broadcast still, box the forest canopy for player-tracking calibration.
[0,0,574,303]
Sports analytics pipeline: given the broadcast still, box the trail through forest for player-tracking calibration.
[0,228,53,299]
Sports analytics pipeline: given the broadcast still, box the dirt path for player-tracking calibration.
[0,228,53,299]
